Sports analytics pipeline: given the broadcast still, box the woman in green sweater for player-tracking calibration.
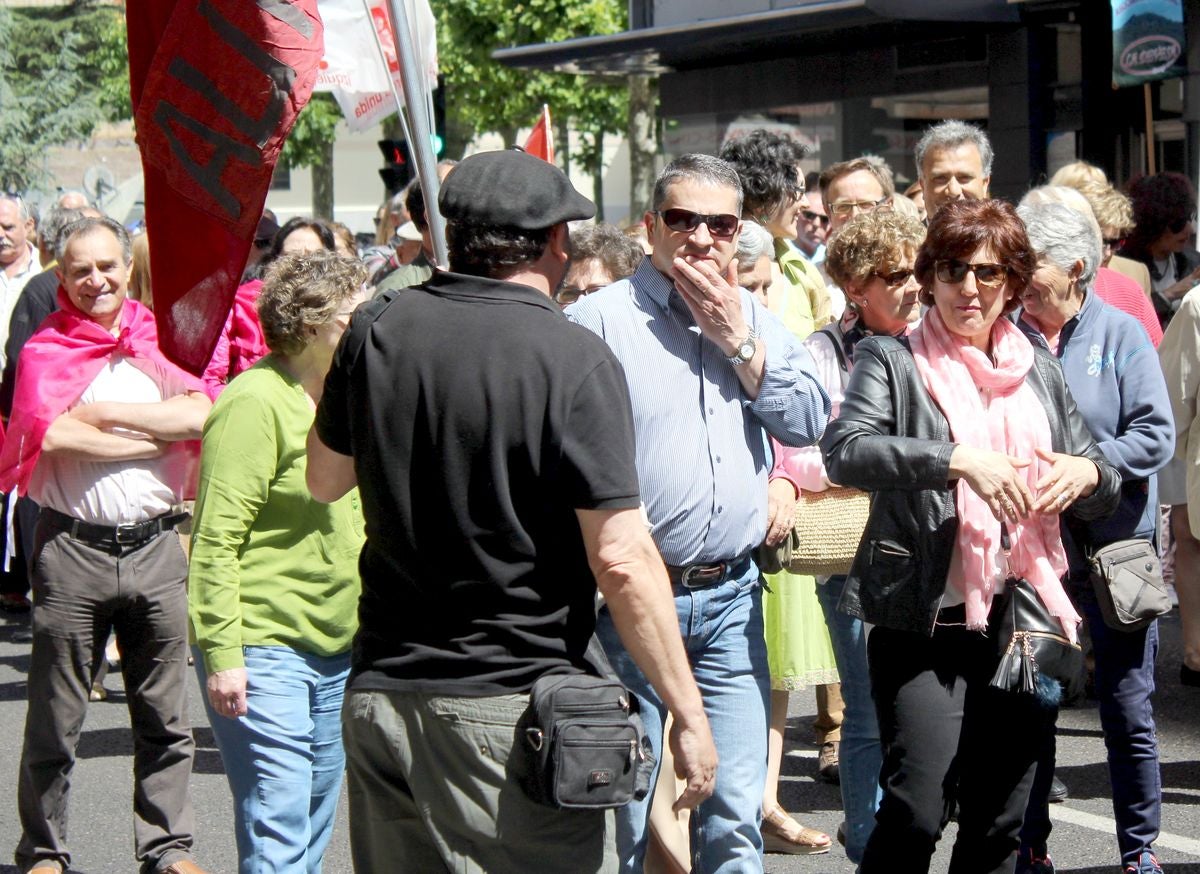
[188,251,367,874]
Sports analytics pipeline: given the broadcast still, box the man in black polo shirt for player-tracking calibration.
[306,149,716,873]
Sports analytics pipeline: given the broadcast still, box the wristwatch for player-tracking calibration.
[726,331,757,366]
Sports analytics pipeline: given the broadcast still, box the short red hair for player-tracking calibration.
[915,199,1037,313]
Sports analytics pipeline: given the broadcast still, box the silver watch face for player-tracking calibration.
[737,338,756,360]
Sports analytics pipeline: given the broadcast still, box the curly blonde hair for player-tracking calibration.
[258,252,367,356]
[825,210,926,290]
[1078,181,1135,236]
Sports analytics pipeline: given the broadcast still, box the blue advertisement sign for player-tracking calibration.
[1112,0,1187,86]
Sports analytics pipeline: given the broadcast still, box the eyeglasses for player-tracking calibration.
[828,197,891,218]
[1102,237,1121,250]
[555,283,607,306]
[872,269,915,287]
[1168,216,1196,235]
[934,259,1009,288]
[801,210,830,228]
[654,208,740,239]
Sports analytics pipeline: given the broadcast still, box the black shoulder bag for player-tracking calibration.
[520,636,656,809]
[989,524,1083,701]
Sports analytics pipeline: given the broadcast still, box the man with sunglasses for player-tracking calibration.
[795,184,829,265]
[567,153,830,874]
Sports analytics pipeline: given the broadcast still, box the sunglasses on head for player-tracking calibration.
[802,210,830,227]
[655,208,739,238]
[934,259,1009,288]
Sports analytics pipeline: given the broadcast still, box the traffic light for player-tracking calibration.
[378,138,413,194]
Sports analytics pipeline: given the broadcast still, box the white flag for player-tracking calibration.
[318,0,438,132]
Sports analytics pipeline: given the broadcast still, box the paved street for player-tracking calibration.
[0,607,1197,874]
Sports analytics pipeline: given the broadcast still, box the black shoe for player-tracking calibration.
[0,592,31,614]
[1182,664,1200,688]
[1048,775,1069,803]
[1015,849,1056,874]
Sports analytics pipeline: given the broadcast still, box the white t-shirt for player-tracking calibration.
[30,356,181,525]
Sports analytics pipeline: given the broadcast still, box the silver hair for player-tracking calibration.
[1016,200,1101,289]
[915,120,994,178]
[652,154,744,215]
[1018,184,1102,238]
[735,220,775,268]
[54,216,132,264]
[39,206,90,252]
[0,193,35,223]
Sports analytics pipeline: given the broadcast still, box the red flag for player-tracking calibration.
[126,0,324,375]
[523,105,554,164]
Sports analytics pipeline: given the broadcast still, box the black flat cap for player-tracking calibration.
[439,149,595,230]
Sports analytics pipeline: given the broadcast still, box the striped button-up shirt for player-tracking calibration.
[567,258,829,566]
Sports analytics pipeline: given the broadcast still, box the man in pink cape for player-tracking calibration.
[3,216,213,874]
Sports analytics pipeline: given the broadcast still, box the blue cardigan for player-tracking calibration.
[1018,292,1174,574]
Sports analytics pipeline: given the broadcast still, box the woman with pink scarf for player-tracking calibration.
[820,199,1121,874]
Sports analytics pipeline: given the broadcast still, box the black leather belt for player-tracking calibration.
[666,554,752,589]
[42,507,190,554]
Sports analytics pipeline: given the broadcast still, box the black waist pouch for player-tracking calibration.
[521,672,655,809]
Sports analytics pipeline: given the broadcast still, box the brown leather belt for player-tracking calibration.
[666,554,752,589]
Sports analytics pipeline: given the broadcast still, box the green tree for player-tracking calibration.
[434,0,628,219]
[280,94,344,220]
[0,6,105,192]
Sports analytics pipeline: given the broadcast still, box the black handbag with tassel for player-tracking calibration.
[989,524,1083,702]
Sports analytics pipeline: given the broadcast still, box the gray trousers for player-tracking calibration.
[15,518,198,874]
[342,687,617,874]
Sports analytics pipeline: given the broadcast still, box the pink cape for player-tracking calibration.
[228,279,269,379]
[0,289,204,497]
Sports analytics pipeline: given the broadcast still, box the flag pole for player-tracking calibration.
[386,0,447,268]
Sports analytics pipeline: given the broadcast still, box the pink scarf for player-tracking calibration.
[909,308,1080,640]
[0,289,204,497]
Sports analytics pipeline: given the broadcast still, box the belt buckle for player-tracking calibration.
[680,562,724,589]
[114,523,143,545]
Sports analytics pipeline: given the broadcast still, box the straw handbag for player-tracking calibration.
[786,486,870,576]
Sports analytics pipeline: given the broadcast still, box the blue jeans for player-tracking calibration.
[194,646,350,874]
[595,561,769,874]
[1021,580,1162,866]
[816,575,883,864]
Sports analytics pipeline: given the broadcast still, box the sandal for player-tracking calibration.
[761,806,831,855]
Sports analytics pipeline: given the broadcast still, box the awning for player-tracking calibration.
[493,0,1020,77]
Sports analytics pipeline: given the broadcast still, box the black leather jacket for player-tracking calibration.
[820,335,1121,635]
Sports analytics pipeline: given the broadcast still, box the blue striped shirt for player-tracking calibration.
[567,258,830,566]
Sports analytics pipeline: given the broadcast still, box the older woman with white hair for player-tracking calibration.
[1015,200,1173,874]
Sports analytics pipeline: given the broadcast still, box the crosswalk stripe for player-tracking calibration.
[1050,805,1200,858]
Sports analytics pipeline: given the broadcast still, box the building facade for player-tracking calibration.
[498,0,1200,198]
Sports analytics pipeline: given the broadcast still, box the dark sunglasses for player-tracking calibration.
[802,210,830,228]
[934,259,1009,288]
[872,269,915,287]
[1168,216,1195,235]
[655,208,739,239]
[555,283,607,305]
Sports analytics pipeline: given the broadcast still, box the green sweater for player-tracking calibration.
[188,356,365,674]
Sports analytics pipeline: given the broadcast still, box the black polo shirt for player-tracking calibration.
[315,269,641,695]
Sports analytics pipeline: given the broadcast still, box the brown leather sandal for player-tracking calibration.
[761,806,832,855]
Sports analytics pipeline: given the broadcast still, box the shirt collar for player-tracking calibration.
[631,256,676,313]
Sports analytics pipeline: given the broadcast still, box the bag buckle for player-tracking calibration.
[525,727,544,752]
